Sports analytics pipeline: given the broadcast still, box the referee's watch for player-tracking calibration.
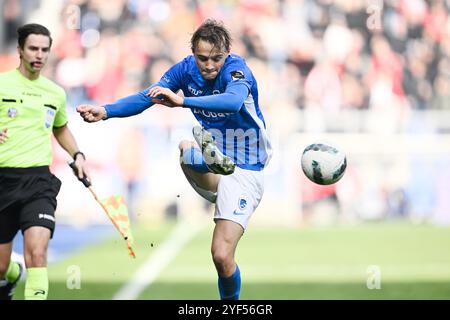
[73,151,86,160]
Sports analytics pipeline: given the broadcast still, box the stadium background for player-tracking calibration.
[1,0,450,299]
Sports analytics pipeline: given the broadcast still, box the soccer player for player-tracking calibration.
[0,23,90,300]
[77,19,271,300]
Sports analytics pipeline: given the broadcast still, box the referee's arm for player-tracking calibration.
[53,124,90,180]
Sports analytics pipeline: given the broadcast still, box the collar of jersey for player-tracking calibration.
[15,68,42,84]
[186,55,232,88]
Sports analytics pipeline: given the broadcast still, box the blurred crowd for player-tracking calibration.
[1,0,450,226]
[1,0,449,116]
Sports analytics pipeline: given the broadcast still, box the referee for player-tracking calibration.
[0,23,90,300]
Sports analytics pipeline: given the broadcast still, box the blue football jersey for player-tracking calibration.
[157,54,272,171]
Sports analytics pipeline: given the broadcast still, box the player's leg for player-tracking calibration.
[23,226,51,300]
[179,139,243,299]
[211,219,243,300]
[178,123,237,200]
[179,140,220,193]
[192,126,235,176]
[212,168,264,300]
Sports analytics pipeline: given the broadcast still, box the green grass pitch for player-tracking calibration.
[13,222,450,299]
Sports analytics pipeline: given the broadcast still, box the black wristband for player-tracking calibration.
[73,151,86,160]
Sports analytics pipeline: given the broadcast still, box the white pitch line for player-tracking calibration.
[113,219,205,300]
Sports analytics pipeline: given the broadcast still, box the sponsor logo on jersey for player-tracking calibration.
[22,92,41,97]
[193,108,232,118]
[188,85,203,96]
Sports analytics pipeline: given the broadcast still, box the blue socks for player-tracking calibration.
[218,265,241,300]
[182,147,210,173]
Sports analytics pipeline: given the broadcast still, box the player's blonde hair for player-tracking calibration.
[190,19,232,53]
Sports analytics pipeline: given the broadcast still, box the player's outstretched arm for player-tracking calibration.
[77,105,107,123]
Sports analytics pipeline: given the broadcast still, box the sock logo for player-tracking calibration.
[34,289,46,296]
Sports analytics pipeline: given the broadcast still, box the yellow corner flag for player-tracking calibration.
[99,195,136,258]
[68,161,136,258]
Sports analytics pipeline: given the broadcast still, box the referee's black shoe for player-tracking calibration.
[0,262,23,300]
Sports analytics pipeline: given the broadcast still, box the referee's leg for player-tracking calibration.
[23,226,51,300]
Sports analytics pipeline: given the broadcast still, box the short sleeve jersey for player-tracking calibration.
[0,69,68,167]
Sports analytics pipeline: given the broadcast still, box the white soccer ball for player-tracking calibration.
[301,142,347,185]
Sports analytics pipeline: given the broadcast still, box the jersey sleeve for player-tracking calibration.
[104,61,185,118]
[53,88,68,128]
[183,84,248,112]
[221,58,253,92]
[182,57,253,112]
[156,60,184,92]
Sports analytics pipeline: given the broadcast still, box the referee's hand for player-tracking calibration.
[75,157,90,180]
[70,155,92,187]
[76,105,107,122]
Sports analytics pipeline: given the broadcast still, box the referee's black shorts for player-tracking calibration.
[0,166,62,244]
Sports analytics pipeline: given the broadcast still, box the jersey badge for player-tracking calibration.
[7,107,18,118]
[230,70,245,81]
[45,108,56,129]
